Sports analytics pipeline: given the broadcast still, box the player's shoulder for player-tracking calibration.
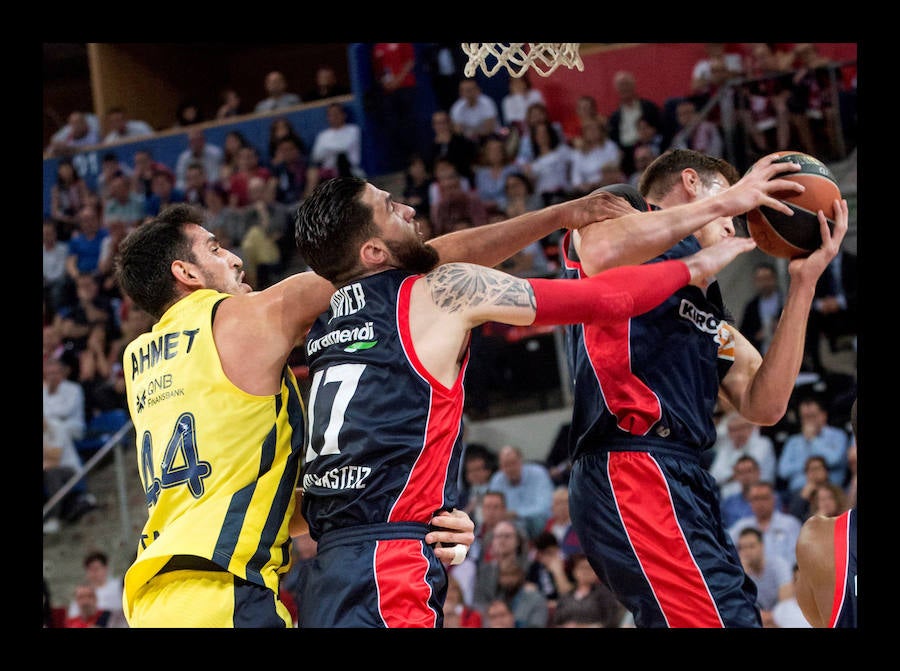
[593,183,649,211]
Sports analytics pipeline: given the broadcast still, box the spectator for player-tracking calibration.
[53,273,117,357]
[42,413,84,535]
[808,481,849,518]
[488,445,555,540]
[264,116,303,162]
[202,183,245,253]
[458,443,497,528]
[785,455,831,522]
[95,152,133,202]
[400,153,433,224]
[562,94,605,149]
[226,145,272,209]
[739,261,785,355]
[542,486,581,559]
[450,77,499,144]
[729,481,802,569]
[707,411,777,500]
[514,102,565,167]
[270,135,309,208]
[429,158,485,237]
[43,219,72,319]
[254,70,301,113]
[143,168,186,218]
[64,584,125,628]
[103,171,146,230]
[627,142,659,188]
[552,552,627,628]
[425,109,478,184]
[215,87,243,120]
[172,99,203,128]
[220,130,251,183]
[442,575,482,628]
[805,251,856,375]
[65,204,108,281]
[65,551,126,626]
[175,128,224,192]
[777,395,850,495]
[96,218,128,301]
[690,43,745,100]
[771,563,813,628]
[494,557,550,628]
[492,212,550,279]
[304,64,350,102]
[569,118,623,197]
[606,70,662,176]
[473,135,517,213]
[181,161,209,208]
[719,454,762,527]
[308,102,364,187]
[50,158,92,240]
[78,322,125,419]
[129,148,169,200]
[370,43,418,171]
[484,598,516,628]
[474,519,530,609]
[101,106,153,144]
[525,530,573,607]
[786,43,840,159]
[521,120,574,207]
[501,73,545,135]
[736,43,793,158]
[46,111,100,157]
[736,526,793,628]
[502,171,542,219]
[669,97,725,158]
[237,175,289,288]
[43,356,86,443]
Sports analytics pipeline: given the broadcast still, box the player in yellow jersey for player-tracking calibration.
[115,192,638,627]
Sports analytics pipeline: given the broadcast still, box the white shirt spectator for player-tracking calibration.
[570,140,623,192]
[43,235,69,287]
[175,132,224,192]
[103,119,154,144]
[311,123,363,176]
[708,413,777,499]
[43,365,86,442]
[44,415,81,471]
[450,93,499,142]
[729,510,802,569]
[502,87,545,130]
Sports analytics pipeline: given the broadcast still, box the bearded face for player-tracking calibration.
[384,235,440,275]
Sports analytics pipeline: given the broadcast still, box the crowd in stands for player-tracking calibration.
[43,43,857,627]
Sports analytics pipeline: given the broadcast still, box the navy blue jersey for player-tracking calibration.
[831,507,857,628]
[301,269,466,539]
[561,186,736,458]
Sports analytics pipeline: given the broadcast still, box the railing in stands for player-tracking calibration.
[42,420,135,545]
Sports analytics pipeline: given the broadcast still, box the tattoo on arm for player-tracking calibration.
[424,263,536,313]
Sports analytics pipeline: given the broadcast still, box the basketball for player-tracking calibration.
[746,151,842,259]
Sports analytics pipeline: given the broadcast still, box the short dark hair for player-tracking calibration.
[294,176,374,284]
[638,148,740,200]
[83,550,109,568]
[116,204,205,319]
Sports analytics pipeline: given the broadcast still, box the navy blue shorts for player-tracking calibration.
[569,449,762,628]
[296,522,447,628]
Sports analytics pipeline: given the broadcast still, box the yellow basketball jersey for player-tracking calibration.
[120,289,305,620]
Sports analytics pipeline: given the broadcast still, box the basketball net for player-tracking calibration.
[461,43,584,78]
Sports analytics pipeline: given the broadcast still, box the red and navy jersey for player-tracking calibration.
[831,507,857,628]
[301,269,466,540]
[561,184,736,458]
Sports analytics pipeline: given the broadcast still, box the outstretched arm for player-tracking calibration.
[428,190,638,269]
[575,153,805,274]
